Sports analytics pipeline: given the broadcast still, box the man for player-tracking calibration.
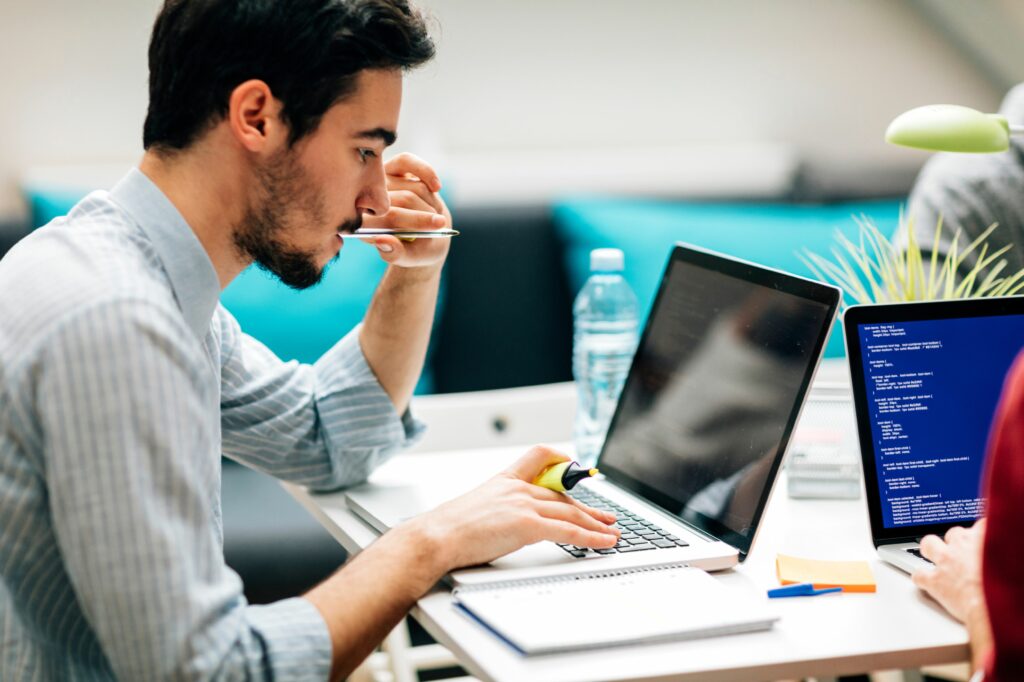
[0,1,619,679]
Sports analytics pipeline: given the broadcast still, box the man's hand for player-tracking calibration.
[363,152,452,270]
[912,520,993,670]
[913,520,986,621]
[404,445,621,572]
[305,445,618,682]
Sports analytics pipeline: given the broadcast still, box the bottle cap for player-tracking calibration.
[590,248,624,272]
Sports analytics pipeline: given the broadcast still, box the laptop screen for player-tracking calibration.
[853,311,1024,532]
[597,245,839,557]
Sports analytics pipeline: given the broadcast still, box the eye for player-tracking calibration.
[358,148,377,163]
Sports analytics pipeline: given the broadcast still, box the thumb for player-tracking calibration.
[505,444,570,481]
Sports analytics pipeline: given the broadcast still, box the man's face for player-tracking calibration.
[233,68,400,289]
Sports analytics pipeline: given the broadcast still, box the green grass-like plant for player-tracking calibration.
[800,214,1024,307]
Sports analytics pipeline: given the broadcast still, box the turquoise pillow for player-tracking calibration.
[221,246,383,360]
[221,243,441,394]
[25,186,91,228]
[553,197,903,357]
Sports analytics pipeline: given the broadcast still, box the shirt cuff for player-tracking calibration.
[314,324,426,451]
[246,597,332,681]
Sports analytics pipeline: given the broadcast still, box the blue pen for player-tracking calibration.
[767,582,843,598]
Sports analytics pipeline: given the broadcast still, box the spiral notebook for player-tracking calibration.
[452,563,778,656]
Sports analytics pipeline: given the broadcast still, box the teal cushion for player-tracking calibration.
[553,197,903,357]
[24,186,88,228]
[221,247,384,360]
[221,243,440,394]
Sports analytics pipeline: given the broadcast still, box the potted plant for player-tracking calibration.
[800,215,1024,306]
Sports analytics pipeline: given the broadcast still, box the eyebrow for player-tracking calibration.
[355,127,397,147]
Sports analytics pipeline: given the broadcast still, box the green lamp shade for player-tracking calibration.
[885,104,1010,153]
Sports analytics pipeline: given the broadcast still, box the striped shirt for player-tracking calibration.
[0,169,422,680]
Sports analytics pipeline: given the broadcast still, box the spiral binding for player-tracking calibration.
[453,561,693,595]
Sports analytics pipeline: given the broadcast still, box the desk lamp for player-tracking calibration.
[886,104,1024,153]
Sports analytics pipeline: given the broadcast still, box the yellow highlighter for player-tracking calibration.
[532,461,599,492]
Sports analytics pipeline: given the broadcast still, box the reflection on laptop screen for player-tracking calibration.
[598,254,833,547]
[856,315,1024,529]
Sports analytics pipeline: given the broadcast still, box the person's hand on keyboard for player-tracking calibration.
[912,520,992,667]
[913,520,986,621]
[402,445,620,570]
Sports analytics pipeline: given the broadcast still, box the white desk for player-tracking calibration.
[285,388,969,682]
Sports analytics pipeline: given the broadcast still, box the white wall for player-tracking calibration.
[0,0,1010,219]
[0,0,160,218]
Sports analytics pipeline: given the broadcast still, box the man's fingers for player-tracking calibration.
[504,445,570,481]
[388,190,440,215]
[384,152,442,192]
[522,481,614,520]
[363,207,447,231]
[569,498,617,524]
[387,178,444,213]
[540,519,619,549]
[523,482,570,502]
[534,500,620,537]
[508,448,614,522]
[525,486,615,524]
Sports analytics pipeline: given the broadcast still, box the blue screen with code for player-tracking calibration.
[858,315,1024,528]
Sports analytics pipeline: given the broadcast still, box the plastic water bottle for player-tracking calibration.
[573,248,639,467]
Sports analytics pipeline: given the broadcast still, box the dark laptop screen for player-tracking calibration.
[598,246,837,556]
[855,314,1024,530]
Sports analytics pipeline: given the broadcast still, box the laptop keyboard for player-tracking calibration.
[556,487,690,558]
[906,548,934,565]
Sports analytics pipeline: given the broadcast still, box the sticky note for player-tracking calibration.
[776,554,876,593]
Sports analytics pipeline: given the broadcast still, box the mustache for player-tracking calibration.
[337,214,363,234]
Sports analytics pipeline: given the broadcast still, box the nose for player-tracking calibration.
[356,162,390,217]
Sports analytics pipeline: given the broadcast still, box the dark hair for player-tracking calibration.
[143,0,434,151]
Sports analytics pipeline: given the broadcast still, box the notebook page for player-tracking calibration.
[453,565,777,655]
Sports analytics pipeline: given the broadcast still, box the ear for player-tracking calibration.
[227,79,287,153]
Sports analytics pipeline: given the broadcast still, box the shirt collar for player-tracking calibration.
[110,168,221,340]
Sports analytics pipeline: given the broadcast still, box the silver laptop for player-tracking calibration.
[348,243,841,585]
[844,298,1024,573]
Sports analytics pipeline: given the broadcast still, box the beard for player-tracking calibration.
[232,150,360,290]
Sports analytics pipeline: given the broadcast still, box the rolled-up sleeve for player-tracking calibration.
[38,298,332,680]
[217,305,423,489]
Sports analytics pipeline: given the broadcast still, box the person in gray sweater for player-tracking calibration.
[904,84,1024,273]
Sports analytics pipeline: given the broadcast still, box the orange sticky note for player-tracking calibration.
[776,553,876,593]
